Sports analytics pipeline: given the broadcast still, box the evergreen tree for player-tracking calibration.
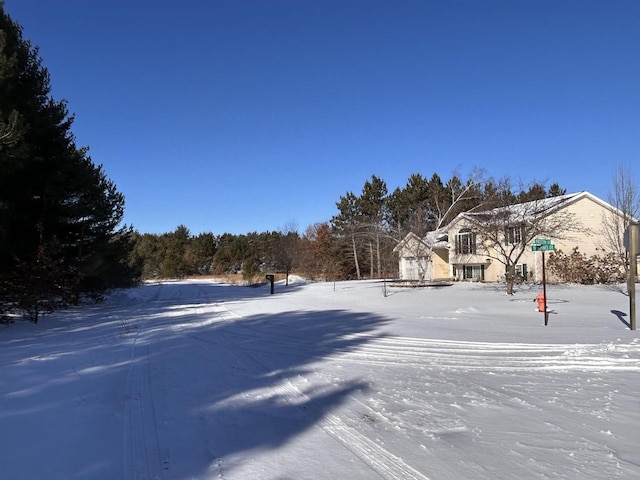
[387,173,431,237]
[188,232,217,275]
[359,175,388,278]
[160,225,191,278]
[517,182,547,202]
[0,6,131,316]
[131,232,164,279]
[547,182,567,197]
[332,191,364,279]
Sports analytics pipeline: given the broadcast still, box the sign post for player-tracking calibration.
[532,239,556,325]
[623,222,639,330]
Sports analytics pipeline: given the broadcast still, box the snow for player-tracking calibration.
[1,279,639,479]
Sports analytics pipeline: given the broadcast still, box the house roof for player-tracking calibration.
[393,228,448,253]
[424,228,449,249]
[396,191,630,253]
[392,232,425,253]
[450,191,624,228]
[464,191,580,223]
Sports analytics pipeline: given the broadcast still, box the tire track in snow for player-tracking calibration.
[215,315,639,477]
[320,410,431,480]
[330,336,640,372]
[194,304,432,480]
[206,304,639,478]
[232,329,640,372]
[159,294,639,478]
[266,375,431,480]
[210,301,640,373]
[124,320,163,480]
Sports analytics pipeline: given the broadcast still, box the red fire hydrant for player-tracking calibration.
[536,291,545,312]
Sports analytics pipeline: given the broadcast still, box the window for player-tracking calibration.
[506,264,528,281]
[455,229,476,254]
[505,225,523,245]
[515,263,528,281]
[463,265,484,280]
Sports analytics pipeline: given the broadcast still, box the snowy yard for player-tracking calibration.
[1,279,638,480]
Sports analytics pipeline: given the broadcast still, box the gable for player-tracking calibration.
[393,232,429,256]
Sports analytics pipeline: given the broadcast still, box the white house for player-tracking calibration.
[395,191,630,283]
[393,230,448,281]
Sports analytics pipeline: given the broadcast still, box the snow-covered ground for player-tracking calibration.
[1,279,638,480]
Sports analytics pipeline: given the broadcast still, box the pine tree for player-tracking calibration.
[332,191,363,279]
[359,175,388,278]
[0,5,131,315]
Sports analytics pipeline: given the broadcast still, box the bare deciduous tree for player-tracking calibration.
[600,163,640,275]
[432,168,485,230]
[465,181,582,294]
[299,222,339,280]
[276,220,299,286]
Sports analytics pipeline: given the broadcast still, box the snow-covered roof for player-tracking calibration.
[393,228,449,253]
[464,192,581,222]
[423,228,449,249]
[450,191,621,228]
[392,232,426,253]
[399,191,625,250]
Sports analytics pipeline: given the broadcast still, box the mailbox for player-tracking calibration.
[265,274,275,294]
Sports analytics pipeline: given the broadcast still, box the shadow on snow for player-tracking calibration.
[0,280,389,479]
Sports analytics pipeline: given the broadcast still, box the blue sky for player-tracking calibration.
[6,0,639,235]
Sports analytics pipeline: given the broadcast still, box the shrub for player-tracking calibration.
[548,248,625,284]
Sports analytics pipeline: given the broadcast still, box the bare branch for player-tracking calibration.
[599,163,640,274]
[0,110,23,148]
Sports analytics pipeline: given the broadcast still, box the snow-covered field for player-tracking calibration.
[1,279,638,480]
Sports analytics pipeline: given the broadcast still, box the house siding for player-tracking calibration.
[394,233,431,281]
[432,248,451,280]
[395,192,628,283]
[399,256,429,281]
[554,195,610,256]
[479,195,619,282]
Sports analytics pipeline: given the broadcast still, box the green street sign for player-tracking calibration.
[532,238,555,251]
[531,243,555,252]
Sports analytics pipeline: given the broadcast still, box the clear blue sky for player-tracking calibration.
[6,0,639,235]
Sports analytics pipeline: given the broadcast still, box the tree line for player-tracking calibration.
[130,174,568,284]
[130,226,297,283]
